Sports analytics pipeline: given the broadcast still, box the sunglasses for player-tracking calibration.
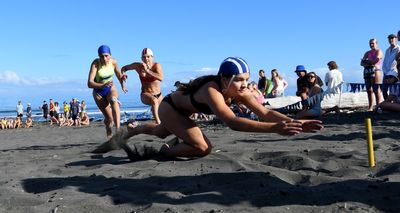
[307,76,315,79]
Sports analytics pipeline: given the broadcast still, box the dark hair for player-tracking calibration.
[259,69,265,73]
[327,61,338,70]
[182,75,220,94]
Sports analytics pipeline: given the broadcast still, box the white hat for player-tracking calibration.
[141,48,153,56]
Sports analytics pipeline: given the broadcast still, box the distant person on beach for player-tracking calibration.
[63,101,70,119]
[88,45,127,138]
[24,116,33,128]
[248,81,264,104]
[295,65,309,101]
[257,69,273,98]
[80,100,87,118]
[361,38,384,111]
[375,84,400,112]
[397,30,400,73]
[93,57,323,159]
[80,112,90,126]
[121,48,164,124]
[69,98,80,126]
[296,72,339,119]
[14,117,22,128]
[49,99,59,125]
[0,117,7,129]
[269,69,288,98]
[382,34,400,100]
[26,103,32,118]
[16,101,23,118]
[295,65,324,102]
[49,99,55,120]
[324,61,343,94]
[41,101,48,120]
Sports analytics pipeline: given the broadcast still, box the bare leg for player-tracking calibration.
[108,86,121,131]
[379,102,400,112]
[141,93,162,124]
[93,90,114,138]
[156,102,212,157]
[374,71,384,105]
[365,79,375,111]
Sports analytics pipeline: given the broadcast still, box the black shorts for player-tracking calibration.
[363,67,375,79]
[17,113,23,118]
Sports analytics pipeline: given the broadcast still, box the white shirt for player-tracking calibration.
[16,104,24,114]
[324,69,343,93]
[382,45,400,77]
[274,78,287,92]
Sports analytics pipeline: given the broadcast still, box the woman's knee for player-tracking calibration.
[192,142,212,156]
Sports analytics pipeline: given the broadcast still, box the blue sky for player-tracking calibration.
[0,0,398,110]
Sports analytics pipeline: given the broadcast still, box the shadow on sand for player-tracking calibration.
[21,172,400,211]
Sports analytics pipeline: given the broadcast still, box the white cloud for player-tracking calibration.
[0,70,24,84]
[196,67,218,73]
[0,70,69,86]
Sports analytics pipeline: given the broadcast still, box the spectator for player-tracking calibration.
[324,61,343,94]
[41,101,49,120]
[26,103,32,118]
[16,101,24,118]
[257,69,273,98]
[361,38,384,111]
[269,69,288,98]
[80,112,90,126]
[63,101,70,119]
[248,81,264,104]
[296,72,339,119]
[70,98,80,126]
[295,65,309,101]
[24,116,33,128]
[382,34,400,99]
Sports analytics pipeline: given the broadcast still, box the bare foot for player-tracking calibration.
[106,124,113,139]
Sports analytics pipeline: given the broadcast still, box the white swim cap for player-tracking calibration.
[142,48,153,57]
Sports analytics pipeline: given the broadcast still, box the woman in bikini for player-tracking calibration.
[121,48,163,124]
[88,45,127,138]
[94,57,323,159]
[361,38,384,111]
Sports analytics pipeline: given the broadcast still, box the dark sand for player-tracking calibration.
[1,111,400,212]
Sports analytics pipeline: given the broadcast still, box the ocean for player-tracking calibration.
[0,95,152,123]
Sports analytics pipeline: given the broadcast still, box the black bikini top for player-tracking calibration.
[189,78,222,115]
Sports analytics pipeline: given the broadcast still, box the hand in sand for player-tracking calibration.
[274,120,303,136]
[296,119,324,133]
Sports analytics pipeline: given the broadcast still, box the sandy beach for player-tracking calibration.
[1,111,400,213]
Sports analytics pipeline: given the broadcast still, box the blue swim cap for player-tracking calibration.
[98,45,111,55]
[218,57,250,77]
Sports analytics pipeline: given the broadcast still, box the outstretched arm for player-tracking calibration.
[203,85,303,135]
[112,60,127,93]
[121,62,141,73]
[240,91,323,133]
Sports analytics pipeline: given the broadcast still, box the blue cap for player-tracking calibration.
[218,57,250,77]
[294,65,307,72]
[98,45,111,55]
